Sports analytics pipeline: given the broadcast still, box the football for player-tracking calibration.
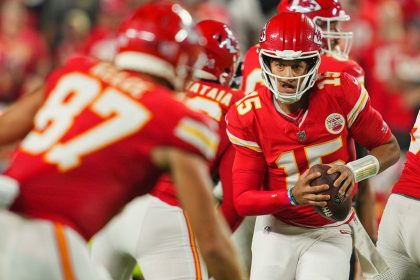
[308,164,352,221]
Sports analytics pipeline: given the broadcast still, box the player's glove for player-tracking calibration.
[0,175,19,209]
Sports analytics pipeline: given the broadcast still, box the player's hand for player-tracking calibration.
[0,175,19,209]
[326,164,355,198]
[292,169,330,207]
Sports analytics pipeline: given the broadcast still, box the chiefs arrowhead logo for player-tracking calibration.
[325,113,345,135]
[220,37,238,54]
[289,0,321,13]
[314,25,323,46]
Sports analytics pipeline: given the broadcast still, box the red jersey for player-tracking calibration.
[241,45,365,92]
[240,45,265,94]
[318,54,365,85]
[5,56,219,240]
[151,80,244,229]
[392,111,420,199]
[362,41,415,133]
[227,73,391,227]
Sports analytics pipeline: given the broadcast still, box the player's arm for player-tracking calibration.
[328,134,400,196]
[227,95,293,215]
[0,86,44,145]
[354,144,377,241]
[355,179,377,241]
[344,64,377,239]
[0,87,43,210]
[365,135,400,174]
[151,147,245,280]
[227,98,328,212]
[233,149,330,215]
[217,145,243,231]
[328,74,400,196]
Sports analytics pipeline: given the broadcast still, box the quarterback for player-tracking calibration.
[227,13,399,279]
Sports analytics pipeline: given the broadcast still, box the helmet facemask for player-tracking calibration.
[314,11,353,59]
[259,49,321,104]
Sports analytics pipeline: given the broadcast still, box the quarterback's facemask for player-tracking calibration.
[258,13,322,104]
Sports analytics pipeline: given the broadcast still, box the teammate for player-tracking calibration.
[90,19,244,280]
[0,3,244,280]
[377,110,420,279]
[226,13,400,280]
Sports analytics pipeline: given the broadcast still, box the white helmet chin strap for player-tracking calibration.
[259,51,321,104]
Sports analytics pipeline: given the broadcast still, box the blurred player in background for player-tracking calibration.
[0,2,244,280]
[91,19,244,280]
[377,110,420,279]
[242,0,362,95]
[226,12,399,279]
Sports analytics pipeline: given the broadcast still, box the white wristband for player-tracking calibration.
[346,155,380,183]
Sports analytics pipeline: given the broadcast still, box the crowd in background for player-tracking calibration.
[0,0,419,223]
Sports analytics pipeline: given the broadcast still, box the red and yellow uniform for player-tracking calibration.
[152,79,244,230]
[377,111,420,278]
[6,56,219,240]
[228,72,391,227]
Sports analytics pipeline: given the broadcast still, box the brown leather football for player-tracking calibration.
[308,164,352,221]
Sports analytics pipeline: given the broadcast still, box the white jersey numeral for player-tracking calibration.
[186,97,223,121]
[235,91,262,115]
[276,136,344,189]
[244,68,264,94]
[22,73,151,171]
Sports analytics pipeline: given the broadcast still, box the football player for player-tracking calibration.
[377,110,420,279]
[90,19,244,280]
[226,13,400,280]
[0,3,244,280]
[277,1,379,277]
[236,1,378,275]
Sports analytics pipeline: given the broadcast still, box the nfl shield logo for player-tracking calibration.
[297,131,307,143]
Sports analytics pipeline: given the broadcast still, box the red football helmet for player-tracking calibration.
[115,2,204,91]
[259,13,322,104]
[195,20,240,86]
[278,0,352,58]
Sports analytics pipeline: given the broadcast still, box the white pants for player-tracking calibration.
[378,194,420,280]
[231,216,256,276]
[91,195,208,280]
[0,210,110,280]
[250,215,353,280]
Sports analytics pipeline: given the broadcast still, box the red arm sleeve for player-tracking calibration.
[218,145,243,231]
[232,149,290,216]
